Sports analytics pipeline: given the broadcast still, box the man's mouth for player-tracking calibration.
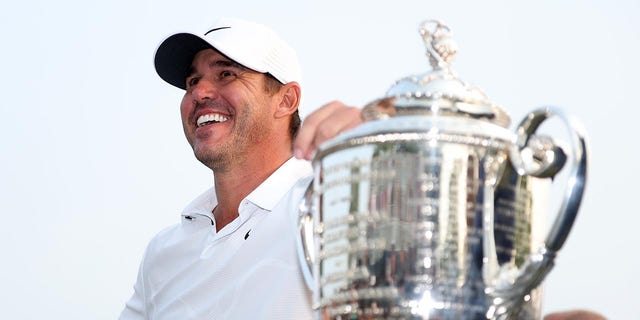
[196,114,230,127]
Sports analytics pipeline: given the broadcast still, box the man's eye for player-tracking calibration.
[186,77,199,88]
[220,70,234,78]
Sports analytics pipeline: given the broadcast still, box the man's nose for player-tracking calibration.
[191,78,219,103]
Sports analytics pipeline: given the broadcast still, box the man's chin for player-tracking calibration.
[194,150,229,173]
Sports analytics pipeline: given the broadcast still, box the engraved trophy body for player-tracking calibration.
[297,20,588,319]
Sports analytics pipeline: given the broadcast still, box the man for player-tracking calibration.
[121,17,604,320]
[119,17,360,319]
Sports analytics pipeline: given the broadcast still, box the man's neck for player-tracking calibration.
[211,151,292,232]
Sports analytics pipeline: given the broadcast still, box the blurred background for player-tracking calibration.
[1,0,637,319]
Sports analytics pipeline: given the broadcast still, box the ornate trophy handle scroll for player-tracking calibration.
[486,107,589,320]
[296,183,316,292]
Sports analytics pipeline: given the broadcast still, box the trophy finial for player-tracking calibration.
[368,19,510,128]
[420,20,457,70]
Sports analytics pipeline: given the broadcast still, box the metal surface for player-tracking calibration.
[298,19,588,320]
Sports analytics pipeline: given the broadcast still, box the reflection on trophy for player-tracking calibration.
[297,20,588,319]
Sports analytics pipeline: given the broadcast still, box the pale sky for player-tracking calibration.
[1,1,638,319]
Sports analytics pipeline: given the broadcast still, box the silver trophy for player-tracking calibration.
[297,20,588,319]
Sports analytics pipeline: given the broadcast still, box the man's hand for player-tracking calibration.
[544,310,606,320]
[293,101,363,160]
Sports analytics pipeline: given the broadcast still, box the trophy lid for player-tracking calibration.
[362,20,511,128]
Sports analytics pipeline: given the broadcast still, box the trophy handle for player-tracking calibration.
[486,106,589,319]
[296,182,316,291]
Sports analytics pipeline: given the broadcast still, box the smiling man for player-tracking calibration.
[119,17,361,319]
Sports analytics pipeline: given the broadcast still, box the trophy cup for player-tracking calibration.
[297,20,588,319]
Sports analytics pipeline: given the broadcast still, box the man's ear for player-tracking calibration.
[274,82,301,119]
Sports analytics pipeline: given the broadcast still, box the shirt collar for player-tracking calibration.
[181,157,312,219]
[181,187,216,221]
[244,157,312,211]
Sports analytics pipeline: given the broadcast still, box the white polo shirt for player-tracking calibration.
[120,158,314,320]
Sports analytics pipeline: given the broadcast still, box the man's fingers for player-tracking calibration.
[293,101,343,158]
[306,106,361,157]
[544,310,606,320]
[294,101,362,160]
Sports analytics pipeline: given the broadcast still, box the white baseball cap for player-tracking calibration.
[154,17,302,89]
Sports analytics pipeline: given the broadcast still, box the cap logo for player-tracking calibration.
[204,26,231,36]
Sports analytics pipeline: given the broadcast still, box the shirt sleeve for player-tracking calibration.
[119,252,147,319]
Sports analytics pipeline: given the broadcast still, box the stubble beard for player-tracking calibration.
[193,102,270,173]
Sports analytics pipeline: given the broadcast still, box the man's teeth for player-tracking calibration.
[197,114,229,127]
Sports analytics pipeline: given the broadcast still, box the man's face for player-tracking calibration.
[180,49,276,171]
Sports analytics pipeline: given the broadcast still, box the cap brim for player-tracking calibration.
[154,33,213,90]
